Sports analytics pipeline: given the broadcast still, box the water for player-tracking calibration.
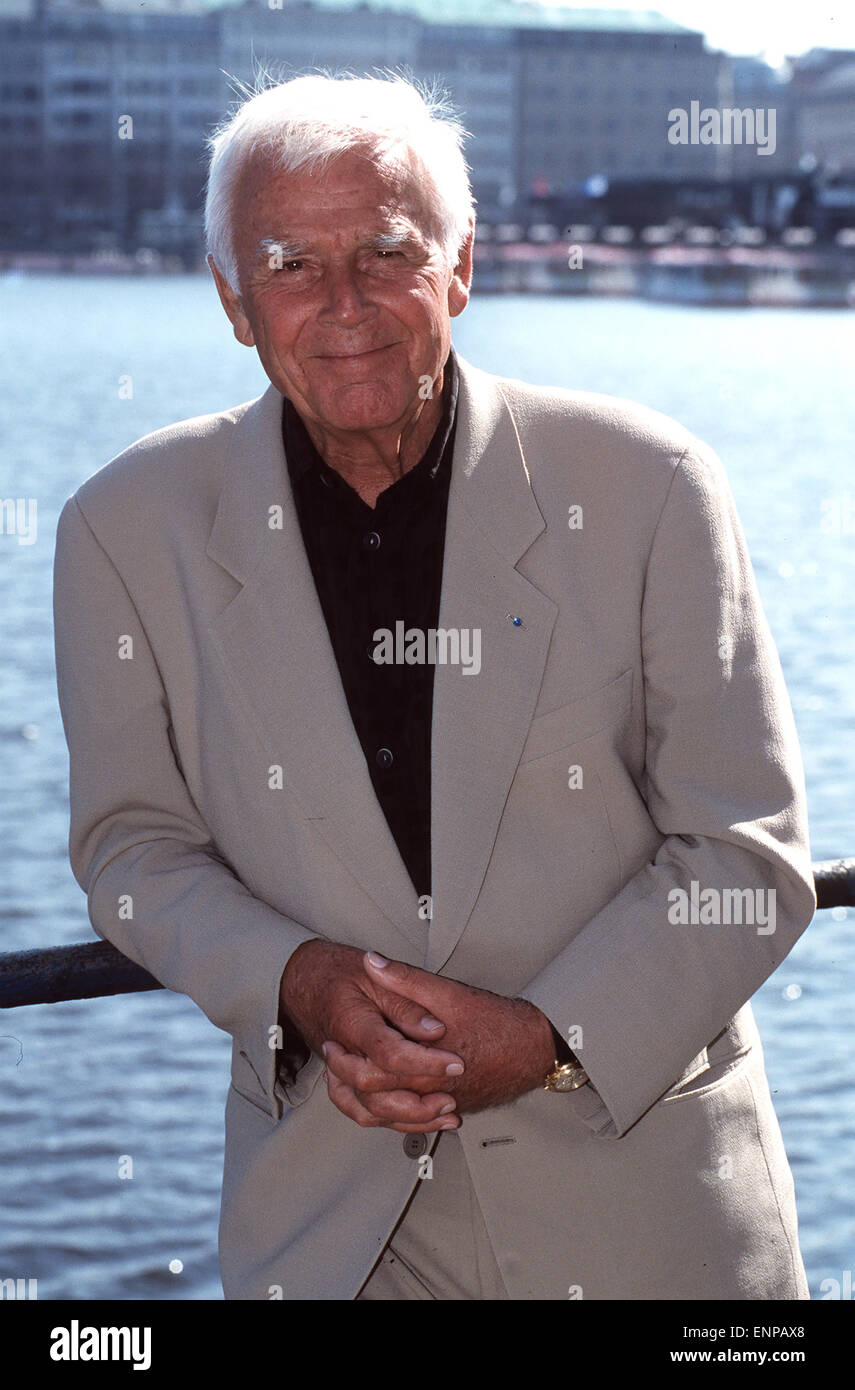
[1,277,853,1299]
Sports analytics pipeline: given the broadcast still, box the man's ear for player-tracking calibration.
[208,255,255,347]
[448,216,475,319]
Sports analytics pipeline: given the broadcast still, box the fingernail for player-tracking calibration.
[321,1042,328,1057]
[445,1062,464,1076]
[439,1102,455,1114]
[421,1016,443,1031]
[440,1120,458,1130]
[367,951,389,968]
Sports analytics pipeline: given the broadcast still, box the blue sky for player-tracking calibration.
[538,2,855,62]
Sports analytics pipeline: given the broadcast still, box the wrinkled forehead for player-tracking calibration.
[235,137,441,244]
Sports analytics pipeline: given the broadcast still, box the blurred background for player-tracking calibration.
[4,0,855,298]
[1,0,853,1302]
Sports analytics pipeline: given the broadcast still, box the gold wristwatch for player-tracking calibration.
[544,1056,589,1091]
[544,1023,589,1092]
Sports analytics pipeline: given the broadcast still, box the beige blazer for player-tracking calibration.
[53,354,816,1300]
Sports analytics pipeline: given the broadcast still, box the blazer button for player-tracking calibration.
[402,1134,428,1159]
[375,747,394,769]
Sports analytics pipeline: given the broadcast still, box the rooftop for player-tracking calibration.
[35,0,696,33]
[286,1,694,31]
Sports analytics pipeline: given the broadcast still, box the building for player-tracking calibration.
[0,4,224,253]
[790,48,855,176]
[0,1,777,257]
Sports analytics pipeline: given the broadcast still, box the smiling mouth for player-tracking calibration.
[315,344,396,360]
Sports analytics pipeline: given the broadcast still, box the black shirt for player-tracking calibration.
[282,352,459,901]
[277,350,573,1078]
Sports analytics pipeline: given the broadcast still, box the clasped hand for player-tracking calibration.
[279,940,555,1133]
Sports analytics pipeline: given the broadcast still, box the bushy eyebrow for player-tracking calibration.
[256,236,306,265]
[367,228,422,252]
[253,225,425,268]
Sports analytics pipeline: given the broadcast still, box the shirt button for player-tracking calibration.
[403,1134,428,1159]
[375,747,394,769]
[362,531,381,551]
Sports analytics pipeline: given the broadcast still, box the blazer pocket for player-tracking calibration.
[659,1029,753,1105]
[231,1049,277,1123]
[519,667,633,765]
[277,1050,327,1109]
[229,1080,277,1124]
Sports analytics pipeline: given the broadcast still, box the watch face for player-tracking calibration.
[551,1065,588,1092]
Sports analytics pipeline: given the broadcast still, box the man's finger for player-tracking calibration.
[335,995,464,1078]
[363,951,459,1013]
[354,1085,458,1126]
[371,981,449,1043]
[331,994,463,1077]
[323,1038,459,1096]
[325,1069,460,1134]
[356,1014,464,1079]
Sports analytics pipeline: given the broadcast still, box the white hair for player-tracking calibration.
[205,71,475,292]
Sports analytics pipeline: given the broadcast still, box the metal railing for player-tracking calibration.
[1,859,852,1010]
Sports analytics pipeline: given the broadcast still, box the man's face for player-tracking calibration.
[211,147,472,436]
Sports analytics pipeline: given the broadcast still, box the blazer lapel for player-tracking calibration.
[206,384,426,955]
[426,358,557,972]
[204,359,556,971]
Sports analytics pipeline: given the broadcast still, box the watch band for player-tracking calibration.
[545,1022,589,1091]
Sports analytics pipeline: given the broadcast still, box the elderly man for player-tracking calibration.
[54,74,815,1301]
